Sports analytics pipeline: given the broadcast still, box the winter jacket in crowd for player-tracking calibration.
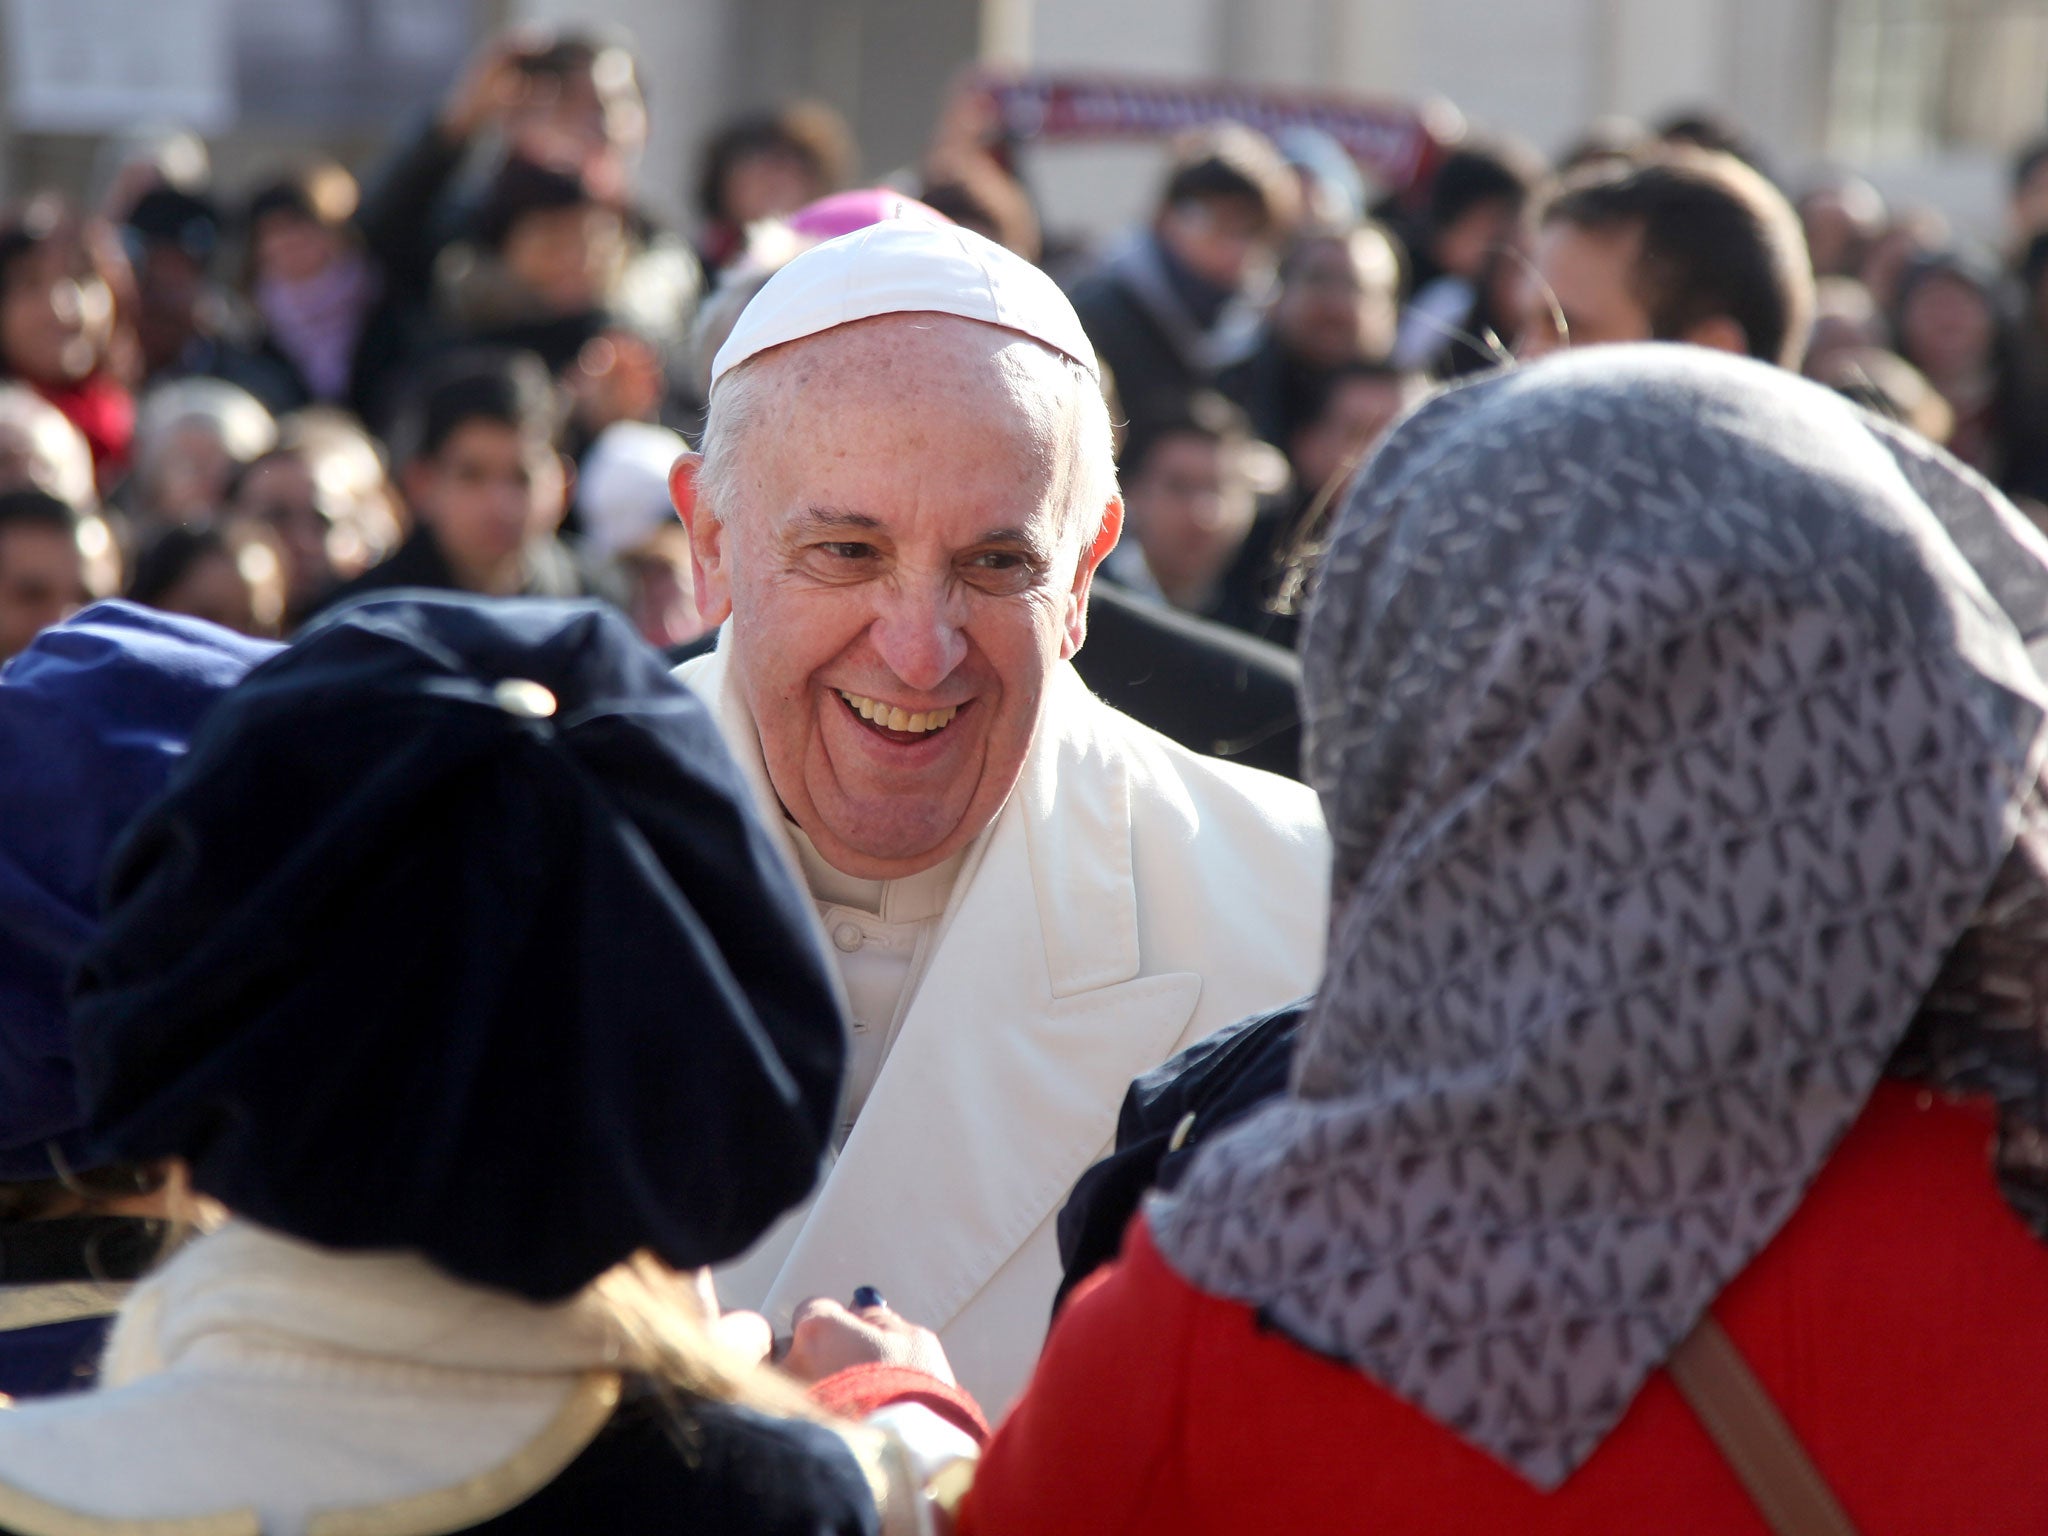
[305,522,614,624]
[1068,232,1264,424]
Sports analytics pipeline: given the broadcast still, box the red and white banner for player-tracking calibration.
[982,71,1458,193]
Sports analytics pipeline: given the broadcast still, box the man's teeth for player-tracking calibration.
[837,691,959,734]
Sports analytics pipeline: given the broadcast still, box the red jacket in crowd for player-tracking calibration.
[962,1082,2048,1535]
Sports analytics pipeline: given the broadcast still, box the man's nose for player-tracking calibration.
[868,586,969,693]
[492,481,533,519]
[1189,490,1236,531]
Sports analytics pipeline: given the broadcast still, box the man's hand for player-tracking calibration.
[925,67,1004,170]
[441,32,549,141]
[780,1296,957,1386]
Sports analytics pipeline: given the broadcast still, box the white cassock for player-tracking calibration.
[679,638,1330,1412]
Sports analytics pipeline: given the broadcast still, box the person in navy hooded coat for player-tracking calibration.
[0,602,275,1398]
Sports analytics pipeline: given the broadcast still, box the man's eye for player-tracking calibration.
[820,542,877,559]
[969,550,1028,571]
[963,550,1043,593]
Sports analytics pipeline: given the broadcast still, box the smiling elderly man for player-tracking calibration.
[667,218,1327,1409]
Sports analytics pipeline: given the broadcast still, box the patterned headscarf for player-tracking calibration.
[1150,347,2048,1488]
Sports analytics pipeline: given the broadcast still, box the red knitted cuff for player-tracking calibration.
[809,1363,991,1445]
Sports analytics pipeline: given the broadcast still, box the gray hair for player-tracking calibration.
[134,378,278,483]
[697,341,1119,549]
[693,357,775,520]
[684,225,807,404]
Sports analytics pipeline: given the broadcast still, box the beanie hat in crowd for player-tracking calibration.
[0,602,279,1181]
[73,591,847,1300]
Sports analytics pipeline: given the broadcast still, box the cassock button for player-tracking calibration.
[832,922,864,953]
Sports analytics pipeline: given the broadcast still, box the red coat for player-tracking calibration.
[962,1082,2048,1535]
[34,375,132,489]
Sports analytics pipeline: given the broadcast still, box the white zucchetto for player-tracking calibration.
[709,219,1100,387]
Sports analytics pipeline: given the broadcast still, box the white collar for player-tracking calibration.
[101,1221,622,1387]
[0,1224,624,1535]
[787,822,972,923]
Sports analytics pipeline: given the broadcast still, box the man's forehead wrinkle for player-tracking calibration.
[789,491,1057,541]
[768,326,1063,460]
[730,314,1077,542]
[792,506,885,532]
[771,312,1073,398]
[959,523,1059,559]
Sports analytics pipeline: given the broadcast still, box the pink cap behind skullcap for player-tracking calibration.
[709,219,1099,388]
[786,187,952,243]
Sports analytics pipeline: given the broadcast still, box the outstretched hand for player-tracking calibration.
[779,1295,957,1386]
[441,31,549,140]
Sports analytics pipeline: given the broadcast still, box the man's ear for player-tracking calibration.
[1061,494,1125,660]
[669,452,734,626]
[1681,313,1750,359]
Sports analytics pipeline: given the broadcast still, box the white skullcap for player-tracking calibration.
[576,420,690,561]
[709,220,1100,388]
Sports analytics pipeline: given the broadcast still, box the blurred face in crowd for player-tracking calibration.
[2016,160,2048,245]
[234,452,337,608]
[1289,374,1418,504]
[0,242,115,386]
[252,210,345,287]
[134,245,210,375]
[504,203,626,314]
[620,527,706,650]
[407,419,567,594]
[1801,279,1887,380]
[1435,196,1520,282]
[1798,184,1883,279]
[1899,272,1997,385]
[1517,219,1652,358]
[678,315,1122,880]
[144,421,237,524]
[1273,232,1401,369]
[1860,212,1946,313]
[720,147,824,229]
[153,530,286,638]
[508,49,647,192]
[1158,194,1275,292]
[1123,430,1262,609]
[293,424,403,564]
[0,521,89,661]
[568,327,666,437]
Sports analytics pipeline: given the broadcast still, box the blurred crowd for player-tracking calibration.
[5,24,2045,675]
